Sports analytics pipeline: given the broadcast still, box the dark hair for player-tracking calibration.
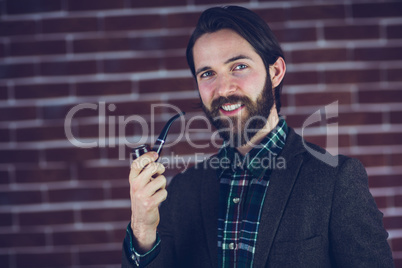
[186,6,285,112]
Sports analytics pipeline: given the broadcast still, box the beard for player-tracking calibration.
[202,79,275,147]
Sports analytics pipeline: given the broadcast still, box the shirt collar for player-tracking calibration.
[216,118,288,179]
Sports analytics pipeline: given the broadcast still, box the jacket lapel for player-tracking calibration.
[253,128,306,267]
[200,157,220,268]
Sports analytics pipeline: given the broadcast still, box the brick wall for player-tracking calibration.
[0,0,401,267]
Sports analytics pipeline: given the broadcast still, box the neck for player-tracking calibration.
[236,107,279,156]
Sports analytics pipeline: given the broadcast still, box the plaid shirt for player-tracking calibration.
[216,119,287,267]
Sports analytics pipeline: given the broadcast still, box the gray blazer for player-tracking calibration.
[122,128,394,267]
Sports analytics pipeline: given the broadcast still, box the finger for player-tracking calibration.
[130,151,158,177]
[130,162,166,190]
[142,174,167,197]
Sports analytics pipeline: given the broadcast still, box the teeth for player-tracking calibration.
[221,103,242,111]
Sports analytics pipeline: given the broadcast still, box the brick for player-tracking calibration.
[0,190,42,205]
[164,98,203,114]
[387,24,402,39]
[390,111,402,124]
[53,230,110,245]
[0,149,39,164]
[10,40,66,56]
[0,63,35,79]
[356,132,401,146]
[165,12,201,28]
[325,69,381,84]
[392,237,402,251]
[0,212,12,226]
[110,186,129,200]
[6,0,62,15]
[284,71,319,85]
[338,111,383,126]
[383,215,402,230]
[290,4,345,20]
[78,249,121,265]
[104,15,162,31]
[138,78,195,94]
[42,17,98,34]
[108,100,164,117]
[16,252,72,268]
[358,89,401,104]
[0,128,10,142]
[290,48,348,64]
[0,106,37,121]
[274,27,317,43]
[19,210,75,226]
[390,154,402,167]
[368,174,402,188]
[0,232,46,248]
[80,207,129,223]
[0,255,9,268]
[15,83,70,99]
[49,187,104,203]
[130,34,189,51]
[294,91,351,107]
[387,68,402,82]
[73,37,131,54]
[0,43,5,58]
[254,8,287,23]
[129,0,186,8]
[0,20,37,36]
[41,103,100,120]
[0,85,7,100]
[40,60,97,76]
[68,0,125,11]
[324,25,379,40]
[350,154,387,168]
[45,147,101,162]
[78,166,128,181]
[75,80,131,96]
[352,2,402,18]
[354,46,402,61]
[164,55,190,70]
[16,125,67,142]
[103,57,160,74]
[15,167,71,183]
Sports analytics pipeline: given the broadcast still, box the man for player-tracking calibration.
[122,6,394,267]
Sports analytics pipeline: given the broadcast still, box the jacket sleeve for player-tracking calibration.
[329,158,394,267]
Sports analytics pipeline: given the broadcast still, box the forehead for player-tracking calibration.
[193,29,259,66]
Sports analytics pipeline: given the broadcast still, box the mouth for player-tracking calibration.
[220,103,244,113]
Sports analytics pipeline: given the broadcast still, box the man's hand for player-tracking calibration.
[129,151,167,253]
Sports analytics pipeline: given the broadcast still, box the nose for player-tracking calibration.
[216,73,236,98]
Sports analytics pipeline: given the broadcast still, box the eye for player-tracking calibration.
[200,70,214,78]
[233,64,248,71]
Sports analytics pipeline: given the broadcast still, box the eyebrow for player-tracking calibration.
[195,54,252,76]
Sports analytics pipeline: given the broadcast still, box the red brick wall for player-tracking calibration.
[1,0,401,267]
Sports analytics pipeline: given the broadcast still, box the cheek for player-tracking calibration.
[198,84,213,107]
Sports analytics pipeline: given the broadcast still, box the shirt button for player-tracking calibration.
[229,243,236,250]
[233,197,240,204]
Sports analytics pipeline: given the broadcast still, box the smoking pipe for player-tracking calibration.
[130,112,185,164]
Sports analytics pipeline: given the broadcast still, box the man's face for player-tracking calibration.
[193,29,275,146]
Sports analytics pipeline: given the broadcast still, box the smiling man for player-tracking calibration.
[122,6,394,268]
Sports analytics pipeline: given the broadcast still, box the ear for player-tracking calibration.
[269,57,286,88]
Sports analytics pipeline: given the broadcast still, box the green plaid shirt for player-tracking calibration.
[216,119,288,267]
